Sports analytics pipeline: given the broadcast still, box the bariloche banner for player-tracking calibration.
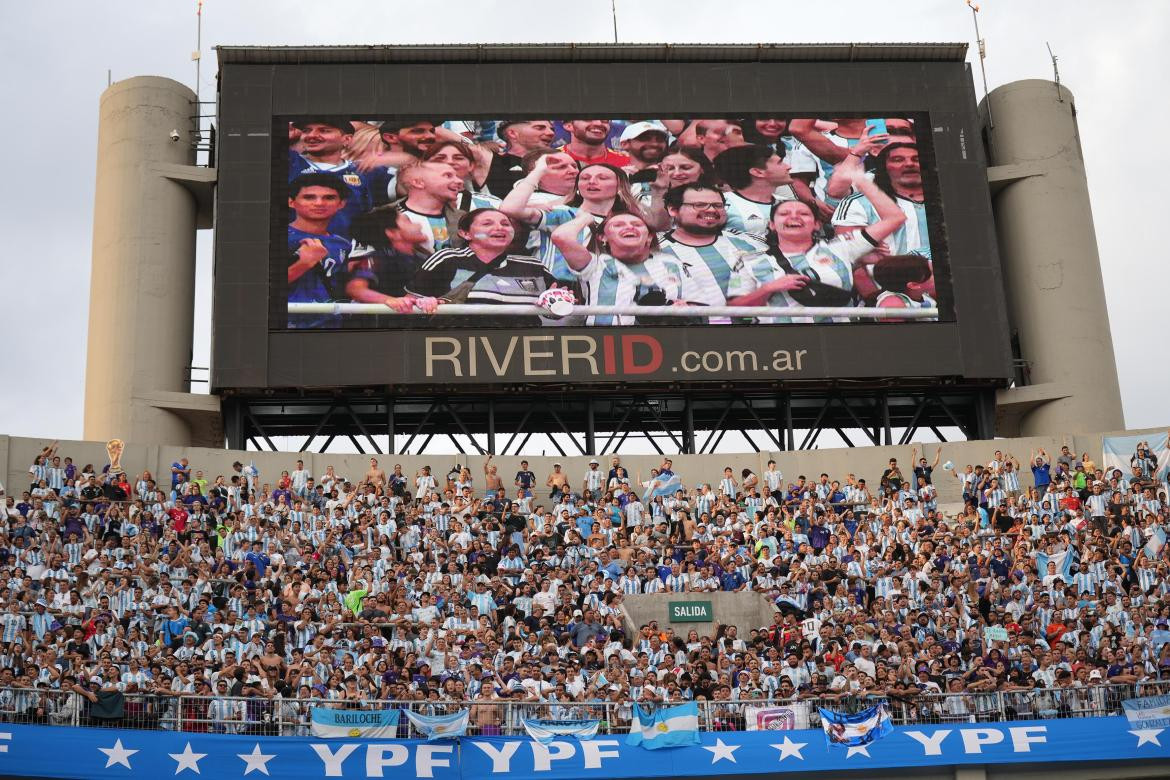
[310,707,400,738]
[3,716,1168,779]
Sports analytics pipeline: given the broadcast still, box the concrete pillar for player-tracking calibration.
[983,80,1124,436]
[84,77,199,446]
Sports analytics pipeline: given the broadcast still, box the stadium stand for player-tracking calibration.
[1,433,1168,737]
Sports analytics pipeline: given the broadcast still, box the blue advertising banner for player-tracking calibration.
[0,716,1167,779]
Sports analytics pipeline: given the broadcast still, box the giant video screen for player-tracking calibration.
[280,116,948,330]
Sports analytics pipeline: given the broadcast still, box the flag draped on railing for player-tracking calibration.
[521,717,601,744]
[404,709,469,740]
[819,704,892,748]
[626,702,700,749]
[310,708,399,738]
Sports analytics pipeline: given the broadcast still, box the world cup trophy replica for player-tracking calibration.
[105,439,125,476]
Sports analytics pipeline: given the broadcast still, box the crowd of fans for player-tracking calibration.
[1,437,1169,733]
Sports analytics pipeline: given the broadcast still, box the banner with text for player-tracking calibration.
[0,716,1167,779]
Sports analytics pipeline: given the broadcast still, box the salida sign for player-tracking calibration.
[419,331,814,383]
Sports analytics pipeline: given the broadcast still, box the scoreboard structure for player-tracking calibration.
[207,43,1013,455]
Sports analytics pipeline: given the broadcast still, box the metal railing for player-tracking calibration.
[2,680,1164,736]
[288,302,939,319]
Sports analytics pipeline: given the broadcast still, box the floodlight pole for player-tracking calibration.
[611,0,619,43]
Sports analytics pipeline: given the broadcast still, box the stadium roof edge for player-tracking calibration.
[215,42,969,65]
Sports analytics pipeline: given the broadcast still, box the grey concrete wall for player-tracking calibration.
[84,76,200,446]
[984,80,1125,435]
[4,426,1167,506]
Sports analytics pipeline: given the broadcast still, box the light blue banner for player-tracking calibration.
[0,716,1167,779]
[310,707,400,738]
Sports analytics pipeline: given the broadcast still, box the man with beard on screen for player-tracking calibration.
[559,119,631,168]
[658,183,767,323]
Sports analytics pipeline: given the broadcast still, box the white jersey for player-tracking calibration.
[658,230,768,319]
[832,190,930,261]
[572,251,685,325]
[726,253,809,324]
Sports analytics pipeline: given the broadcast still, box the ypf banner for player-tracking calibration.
[0,716,1166,779]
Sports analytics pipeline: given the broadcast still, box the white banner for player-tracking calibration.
[745,702,810,731]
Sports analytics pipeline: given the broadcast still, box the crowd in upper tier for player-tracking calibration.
[1,437,1169,730]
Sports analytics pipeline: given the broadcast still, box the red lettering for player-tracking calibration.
[621,335,663,374]
[603,335,616,374]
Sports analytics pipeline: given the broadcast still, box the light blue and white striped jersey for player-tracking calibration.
[785,231,875,292]
[572,251,684,325]
[533,205,602,282]
[832,190,931,261]
[658,230,768,315]
[723,191,777,235]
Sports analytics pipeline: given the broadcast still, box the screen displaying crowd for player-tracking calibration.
[2,437,1169,732]
[283,117,942,329]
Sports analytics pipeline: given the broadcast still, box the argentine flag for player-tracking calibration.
[1036,549,1074,581]
[627,702,700,749]
[522,717,601,744]
[405,709,469,741]
[1145,527,1167,558]
[644,473,684,501]
[819,704,893,748]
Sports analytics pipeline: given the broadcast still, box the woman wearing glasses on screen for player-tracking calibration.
[725,167,906,324]
[550,210,685,326]
[404,208,561,328]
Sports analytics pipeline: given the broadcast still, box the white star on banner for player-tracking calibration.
[238,744,276,776]
[1130,728,1164,747]
[169,742,208,774]
[846,744,871,758]
[702,738,740,763]
[98,739,138,769]
[770,736,807,761]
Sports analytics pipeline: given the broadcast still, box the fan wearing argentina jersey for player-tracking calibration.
[423,141,501,213]
[788,118,893,205]
[286,173,350,328]
[657,184,767,322]
[397,161,465,255]
[712,144,794,235]
[747,119,827,219]
[640,148,717,229]
[551,210,684,325]
[501,153,644,283]
[287,118,372,240]
[830,142,930,302]
[727,167,906,323]
[871,255,937,319]
[405,208,561,328]
[356,119,441,208]
[345,204,441,314]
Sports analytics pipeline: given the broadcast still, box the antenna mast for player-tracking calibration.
[966,1,992,128]
[1046,42,1065,102]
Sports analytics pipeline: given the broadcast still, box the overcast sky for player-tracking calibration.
[0,0,1165,445]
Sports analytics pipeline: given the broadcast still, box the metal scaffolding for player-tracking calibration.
[222,383,997,455]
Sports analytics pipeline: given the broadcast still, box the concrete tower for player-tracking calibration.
[84,76,220,447]
[984,80,1124,436]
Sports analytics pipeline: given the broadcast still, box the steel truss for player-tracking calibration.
[222,383,997,455]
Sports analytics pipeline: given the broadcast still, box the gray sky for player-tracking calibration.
[0,0,1165,443]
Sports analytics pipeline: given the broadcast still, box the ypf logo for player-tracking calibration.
[0,732,10,752]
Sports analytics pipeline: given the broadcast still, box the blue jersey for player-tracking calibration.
[288,154,372,240]
[287,226,349,303]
